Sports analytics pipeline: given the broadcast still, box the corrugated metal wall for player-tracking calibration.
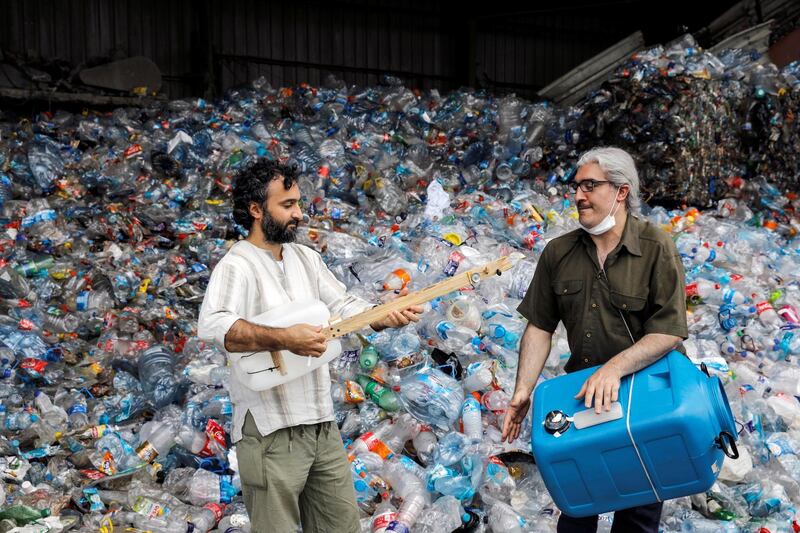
[0,0,649,100]
[210,0,458,94]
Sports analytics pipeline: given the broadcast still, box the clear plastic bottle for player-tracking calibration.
[385,491,428,533]
[217,502,251,533]
[136,419,177,463]
[63,390,89,428]
[461,361,494,392]
[417,316,478,354]
[4,411,39,432]
[183,362,230,387]
[461,397,482,443]
[137,345,180,408]
[371,493,398,533]
[487,500,525,533]
[186,469,239,506]
[33,390,68,425]
[65,290,115,313]
[411,425,437,465]
[755,300,783,328]
[481,389,510,412]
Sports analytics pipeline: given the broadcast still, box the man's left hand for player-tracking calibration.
[575,361,623,414]
[370,287,424,331]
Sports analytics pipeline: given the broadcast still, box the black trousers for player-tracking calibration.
[556,502,663,533]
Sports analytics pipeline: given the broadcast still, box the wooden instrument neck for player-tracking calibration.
[323,256,513,339]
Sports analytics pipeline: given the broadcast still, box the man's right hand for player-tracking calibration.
[501,392,531,443]
[281,324,328,357]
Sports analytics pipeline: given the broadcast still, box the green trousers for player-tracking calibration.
[236,411,361,533]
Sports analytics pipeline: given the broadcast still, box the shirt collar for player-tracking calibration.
[579,212,642,257]
[619,214,642,257]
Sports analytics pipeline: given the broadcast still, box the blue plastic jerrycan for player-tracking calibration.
[531,351,738,518]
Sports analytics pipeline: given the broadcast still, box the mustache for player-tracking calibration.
[577,201,592,209]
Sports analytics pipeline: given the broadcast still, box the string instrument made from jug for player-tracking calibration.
[232,255,515,391]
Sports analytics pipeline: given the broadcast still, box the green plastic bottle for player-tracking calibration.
[359,345,380,370]
[356,375,400,412]
[0,505,50,525]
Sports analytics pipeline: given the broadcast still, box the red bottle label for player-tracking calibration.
[756,301,774,316]
[200,419,227,457]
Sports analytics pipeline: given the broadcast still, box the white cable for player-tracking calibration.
[626,372,662,502]
[609,271,662,502]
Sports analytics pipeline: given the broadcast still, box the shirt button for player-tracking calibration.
[592,303,597,308]
[622,303,627,309]
[563,289,568,293]
[584,358,589,363]
[586,332,592,338]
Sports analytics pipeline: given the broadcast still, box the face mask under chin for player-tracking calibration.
[579,190,621,236]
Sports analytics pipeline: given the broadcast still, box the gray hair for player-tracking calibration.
[576,147,641,213]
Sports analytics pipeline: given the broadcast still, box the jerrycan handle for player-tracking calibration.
[715,431,739,459]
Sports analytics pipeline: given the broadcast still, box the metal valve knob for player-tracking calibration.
[544,409,571,435]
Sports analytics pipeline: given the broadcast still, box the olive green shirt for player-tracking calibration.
[517,214,688,373]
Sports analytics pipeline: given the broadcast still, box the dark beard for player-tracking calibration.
[261,212,297,244]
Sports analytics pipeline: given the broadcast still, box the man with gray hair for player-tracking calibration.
[502,147,688,532]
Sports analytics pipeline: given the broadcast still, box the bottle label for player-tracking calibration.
[133,496,168,519]
[20,358,47,374]
[344,380,365,403]
[200,419,227,458]
[203,502,225,521]
[81,425,108,439]
[365,380,387,400]
[339,349,359,364]
[756,301,774,316]
[98,451,117,475]
[372,511,398,532]
[443,251,464,276]
[230,515,249,527]
[387,520,410,533]
[83,487,106,512]
[135,441,159,463]
[359,432,394,460]
[721,288,737,304]
[435,321,453,340]
[67,404,87,415]
[778,305,800,324]
[124,144,143,159]
[76,292,90,311]
[80,469,107,481]
[685,282,699,298]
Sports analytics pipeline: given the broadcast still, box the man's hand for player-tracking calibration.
[501,392,531,443]
[575,360,622,414]
[370,287,424,331]
[281,323,328,357]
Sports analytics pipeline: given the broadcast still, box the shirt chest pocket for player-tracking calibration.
[552,280,584,324]
[609,290,648,312]
[609,289,648,339]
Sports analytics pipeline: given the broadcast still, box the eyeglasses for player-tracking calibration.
[571,179,614,193]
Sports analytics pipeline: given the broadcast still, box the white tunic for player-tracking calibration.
[197,240,373,442]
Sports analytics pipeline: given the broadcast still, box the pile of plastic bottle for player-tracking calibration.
[0,30,795,532]
[552,33,800,208]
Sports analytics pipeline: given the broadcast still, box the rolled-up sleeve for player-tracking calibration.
[643,242,689,339]
[197,259,248,352]
[316,256,374,320]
